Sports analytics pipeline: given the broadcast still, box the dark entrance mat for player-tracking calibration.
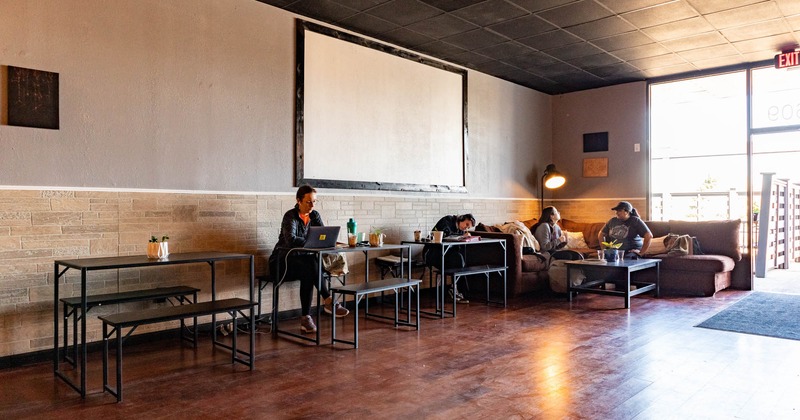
[696,292,800,341]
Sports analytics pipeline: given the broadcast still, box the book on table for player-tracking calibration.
[443,235,480,242]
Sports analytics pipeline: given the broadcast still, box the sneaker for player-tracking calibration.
[323,297,350,318]
[448,287,469,304]
[299,315,317,334]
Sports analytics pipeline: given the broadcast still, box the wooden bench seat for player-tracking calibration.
[59,286,199,367]
[98,297,256,402]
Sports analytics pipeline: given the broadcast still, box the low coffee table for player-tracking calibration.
[565,258,660,309]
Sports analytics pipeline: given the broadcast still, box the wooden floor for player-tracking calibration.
[3,277,800,419]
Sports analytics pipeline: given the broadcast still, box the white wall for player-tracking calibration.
[0,0,552,199]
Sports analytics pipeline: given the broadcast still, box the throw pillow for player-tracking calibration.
[644,235,670,256]
[564,230,588,249]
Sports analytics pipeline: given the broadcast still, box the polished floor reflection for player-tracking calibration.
[2,282,800,419]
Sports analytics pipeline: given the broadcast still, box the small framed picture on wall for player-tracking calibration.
[583,157,608,178]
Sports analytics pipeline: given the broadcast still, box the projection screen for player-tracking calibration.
[296,21,468,192]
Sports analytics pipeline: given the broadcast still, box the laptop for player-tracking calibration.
[303,226,341,249]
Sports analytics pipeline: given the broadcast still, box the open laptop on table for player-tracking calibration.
[303,226,341,249]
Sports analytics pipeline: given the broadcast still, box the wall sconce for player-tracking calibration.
[541,164,566,210]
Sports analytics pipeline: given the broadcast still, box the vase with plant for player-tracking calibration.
[601,239,622,262]
[147,234,170,259]
[369,227,385,247]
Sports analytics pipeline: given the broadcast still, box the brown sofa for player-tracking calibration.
[561,218,750,296]
[470,222,549,297]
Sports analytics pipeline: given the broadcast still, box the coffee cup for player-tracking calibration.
[348,233,357,247]
[414,230,422,241]
[432,231,444,243]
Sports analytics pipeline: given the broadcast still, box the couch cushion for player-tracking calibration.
[561,219,605,249]
[668,219,741,261]
[521,254,548,272]
[656,254,735,273]
[646,221,670,237]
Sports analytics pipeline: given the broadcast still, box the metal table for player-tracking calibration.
[566,258,660,309]
[402,238,507,317]
[272,243,412,345]
[53,251,255,397]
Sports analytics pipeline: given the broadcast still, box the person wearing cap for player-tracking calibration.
[598,201,652,258]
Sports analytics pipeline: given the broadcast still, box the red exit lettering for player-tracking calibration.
[775,51,800,69]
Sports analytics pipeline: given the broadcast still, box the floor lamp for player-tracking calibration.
[540,164,566,211]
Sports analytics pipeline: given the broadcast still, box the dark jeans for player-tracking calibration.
[271,253,330,316]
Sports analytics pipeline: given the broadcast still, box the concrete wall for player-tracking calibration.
[0,0,555,357]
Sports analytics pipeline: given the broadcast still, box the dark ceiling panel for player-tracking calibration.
[443,28,509,50]
[380,27,436,47]
[565,51,621,69]
[685,0,766,15]
[597,0,673,14]
[611,43,671,61]
[733,33,798,54]
[339,12,400,34]
[545,42,606,61]
[405,13,478,39]
[260,0,800,94]
[368,0,442,26]
[474,41,535,60]
[721,19,792,43]
[518,29,582,50]
[641,17,716,42]
[537,0,614,28]
[565,16,637,41]
[620,1,698,29]
[628,53,687,71]
[508,0,577,14]
[286,0,358,22]
[418,0,485,13]
[704,2,784,30]
[592,31,653,51]
[503,51,558,69]
[659,31,728,52]
[416,40,468,59]
[451,0,528,27]
[488,15,557,40]
[330,0,393,12]
[677,43,739,62]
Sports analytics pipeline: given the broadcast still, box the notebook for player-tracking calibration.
[303,226,340,249]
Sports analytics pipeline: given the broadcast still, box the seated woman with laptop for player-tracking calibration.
[268,185,349,334]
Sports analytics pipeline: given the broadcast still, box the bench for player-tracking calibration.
[436,264,507,317]
[60,286,200,366]
[330,278,421,348]
[98,297,256,402]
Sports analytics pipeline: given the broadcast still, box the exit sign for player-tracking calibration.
[775,51,800,69]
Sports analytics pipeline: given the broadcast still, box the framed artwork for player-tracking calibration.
[7,66,59,129]
[583,157,608,178]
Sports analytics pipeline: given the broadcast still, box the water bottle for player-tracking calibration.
[347,218,357,235]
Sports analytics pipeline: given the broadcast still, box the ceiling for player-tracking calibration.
[257,0,800,94]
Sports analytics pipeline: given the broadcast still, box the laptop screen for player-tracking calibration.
[303,226,340,249]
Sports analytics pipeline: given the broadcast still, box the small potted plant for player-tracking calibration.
[147,236,160,258]
[601,239,623,262]
[146,234,170,259]
[369,227,385,247]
